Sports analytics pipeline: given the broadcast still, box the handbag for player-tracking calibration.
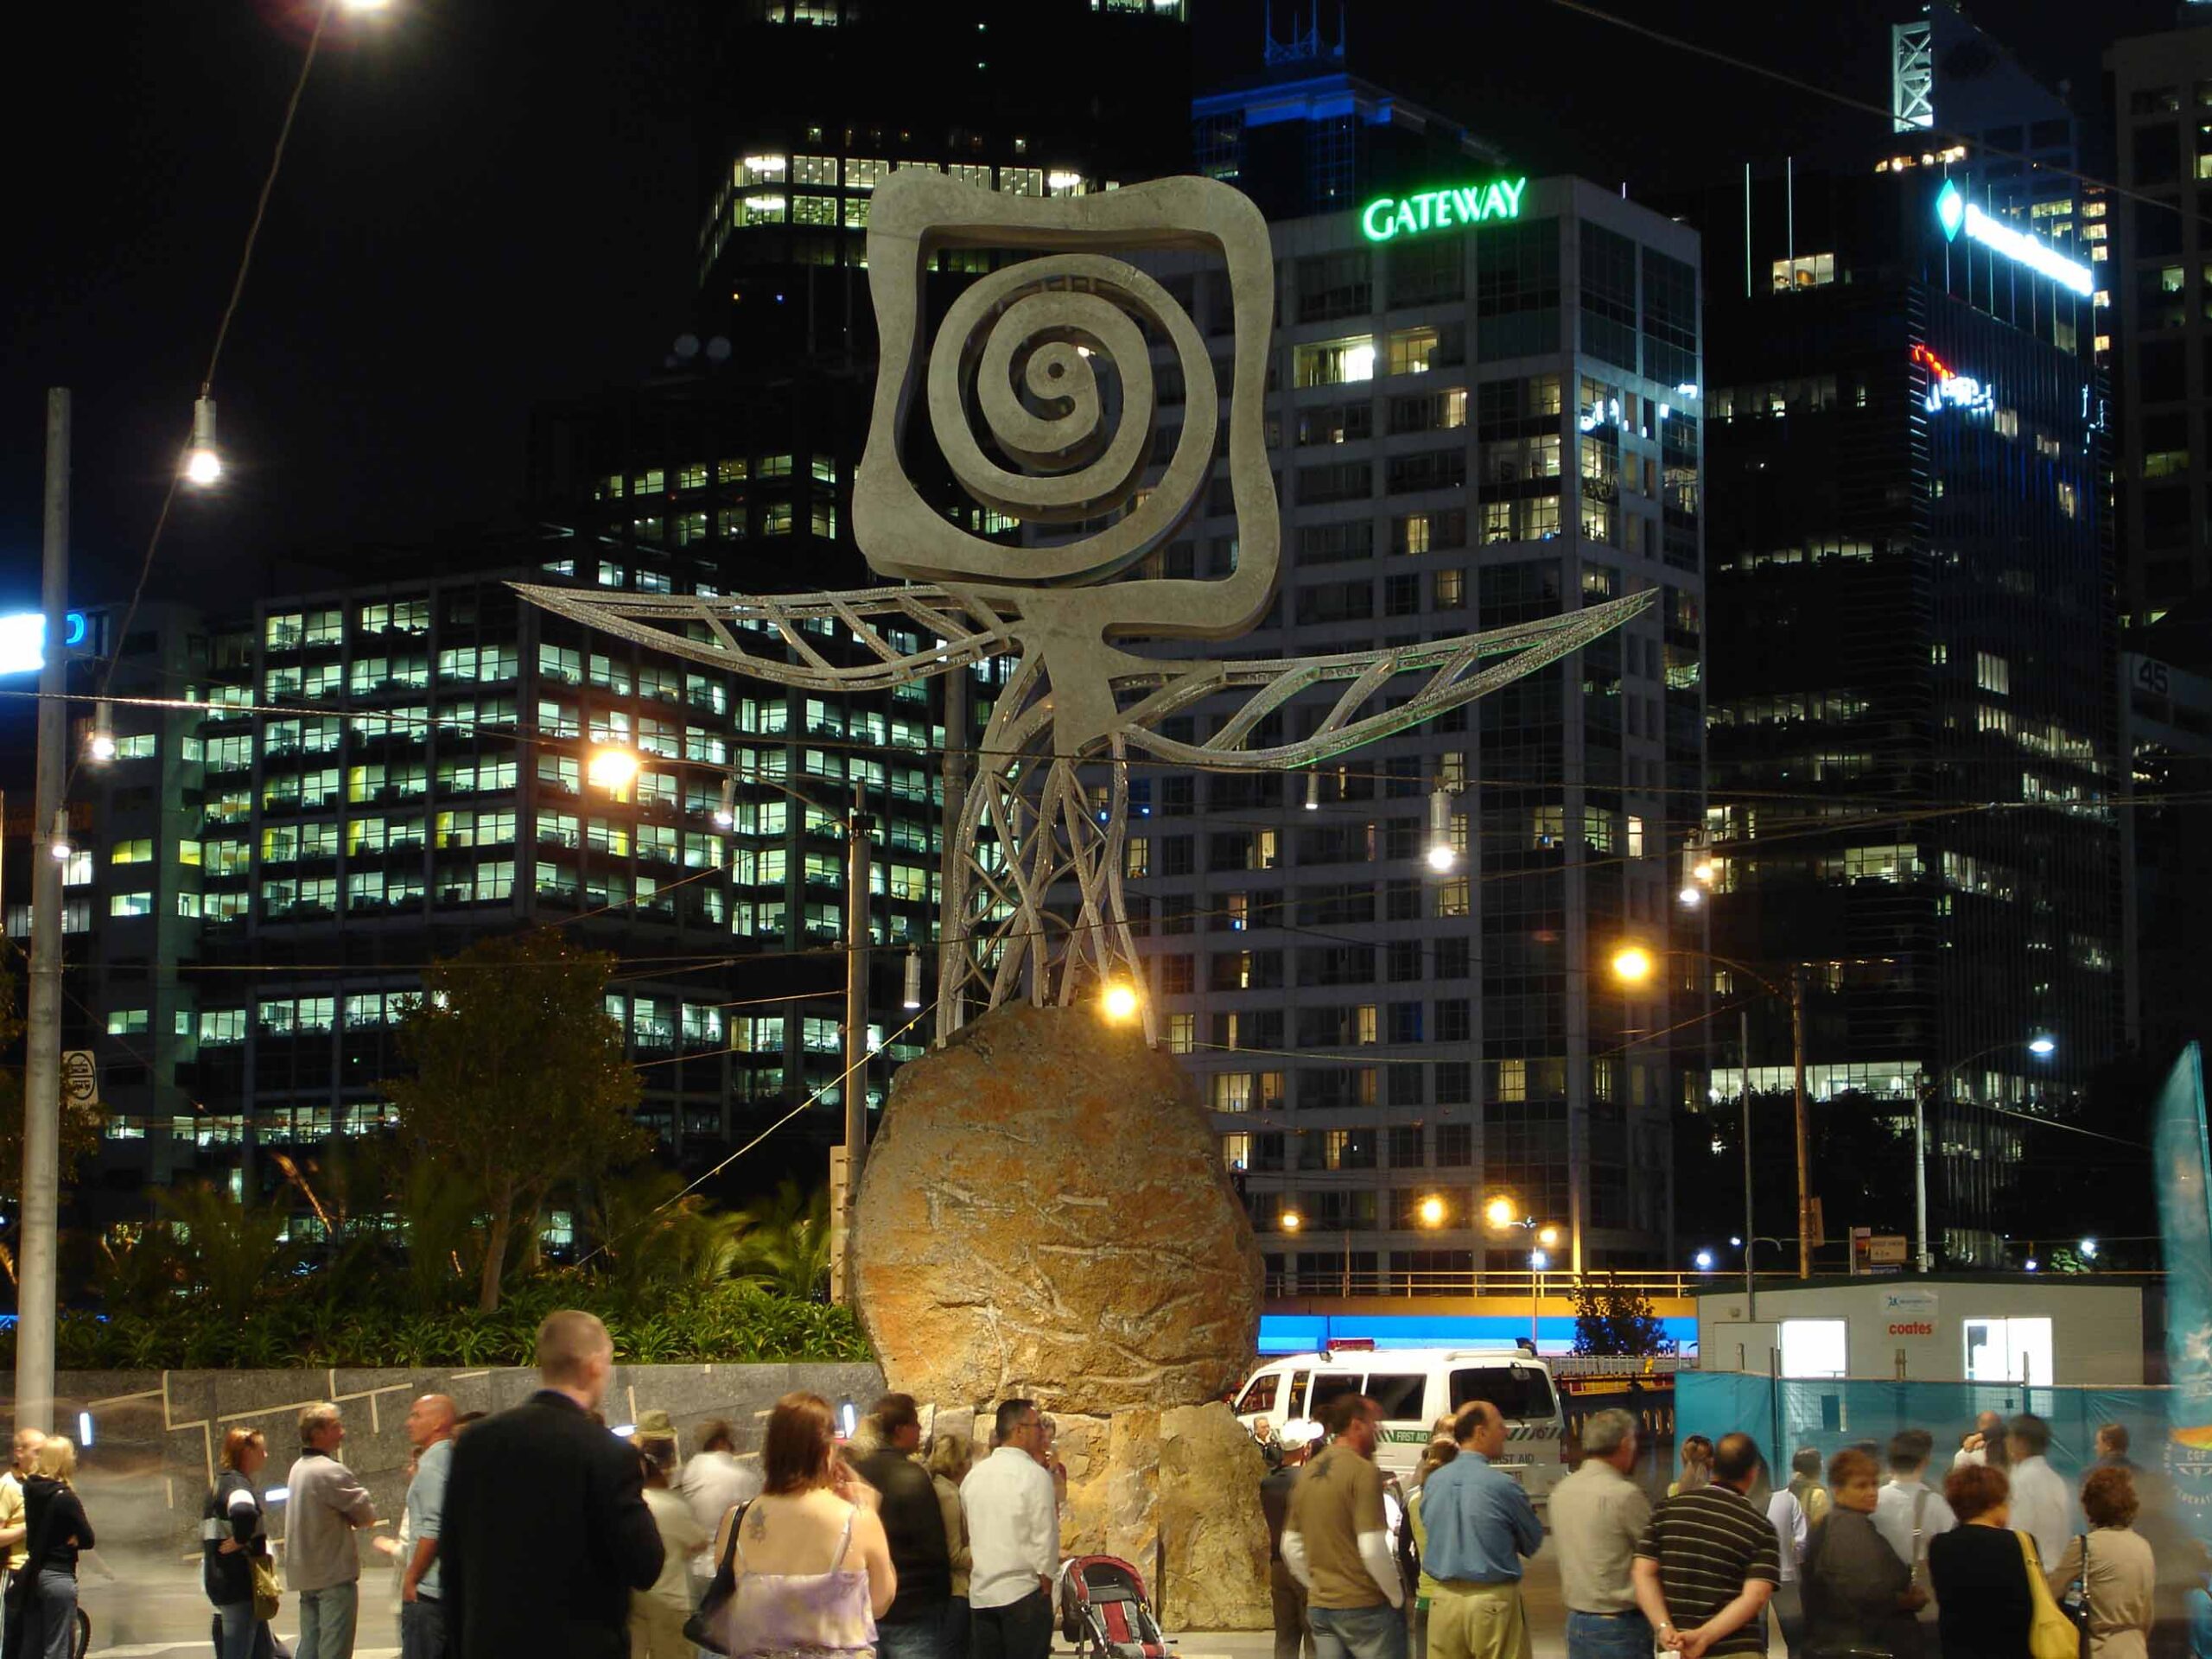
[683,1501,750,1656]
[249,1553,282,1623]
[2057,1534,2092,1659]
[2022,1531,2083,1659]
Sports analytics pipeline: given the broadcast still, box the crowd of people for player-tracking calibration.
[1261,1393,2177,1659]
[192,1307,1076,1659]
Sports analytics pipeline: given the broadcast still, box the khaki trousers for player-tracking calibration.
[1426,1581,1531,1659]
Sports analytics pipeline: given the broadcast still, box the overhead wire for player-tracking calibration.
[76,0,346,795]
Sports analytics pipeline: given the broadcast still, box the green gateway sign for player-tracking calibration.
[1358,177,1528,243]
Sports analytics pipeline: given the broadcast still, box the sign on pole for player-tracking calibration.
[58,1051,96,1109]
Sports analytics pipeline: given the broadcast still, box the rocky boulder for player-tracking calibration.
[852,1000,1264,1414]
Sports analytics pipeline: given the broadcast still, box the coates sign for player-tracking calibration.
[1882,1287,1938,1338]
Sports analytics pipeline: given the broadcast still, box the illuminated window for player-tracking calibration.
[1001,167,1044,197]
[845,158,889,191]
[792,154,837,186]
[1294,336,1376,387]
[1770,252,1835,290]
[110,892,154,918]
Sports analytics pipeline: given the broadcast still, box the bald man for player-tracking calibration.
[401,1394,458,1659]
[441,1311,662,1659]
[1419,1402,1545,1659]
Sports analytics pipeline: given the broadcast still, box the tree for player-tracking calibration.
[385,931,647,1311]
[1572,1274,1676,1357]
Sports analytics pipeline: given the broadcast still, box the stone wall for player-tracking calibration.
[21,1360,884,1556]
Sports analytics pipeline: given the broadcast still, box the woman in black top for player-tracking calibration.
[1928,1464,2034,1659]
[1803,1447,1925,1658]
[16,1437,92,1659]
[203,1427,275,1659]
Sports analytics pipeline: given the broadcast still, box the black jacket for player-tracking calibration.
[855,1445,950,1618]
[20,1478,91,1575]
[441,1389,664,1659]
[202,1470,267,1606]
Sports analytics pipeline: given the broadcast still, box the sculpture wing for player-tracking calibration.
[1109,590,1655,770]
[508,582,1016,691]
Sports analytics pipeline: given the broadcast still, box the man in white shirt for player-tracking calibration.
[1951,1412,2005,1471]
[1764,1480,1807,1659]
[1872,1429,1955,1653]
[2004,1414,2071,1567]
[962,1398,1059,1659]
[675,1419,763,1535]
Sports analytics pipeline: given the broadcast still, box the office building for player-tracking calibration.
[2107,24,2212,626]
[7,550,944,1224]
[1192,10,1506,222]
[1694,159,2118,1265]
[695,0,1192,356]
[1107,171,1706,1286]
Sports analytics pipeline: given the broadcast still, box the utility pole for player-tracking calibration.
[18,389,69,1434]
[841,784,874,1254]
[1790,963,1812,1279]
[1741,1004,1756,1320]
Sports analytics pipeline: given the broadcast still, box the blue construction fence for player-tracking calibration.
[1678,1371,2173,1486]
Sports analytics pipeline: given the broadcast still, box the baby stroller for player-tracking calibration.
[1058,1555,1170,1659]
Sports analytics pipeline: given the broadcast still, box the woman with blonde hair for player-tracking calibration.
[204,1427,276,1659]
[709,1392,896,1657]
[926,1432,977,1659]
[19,1438,92,1659]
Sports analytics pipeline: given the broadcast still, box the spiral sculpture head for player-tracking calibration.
[854,171,1279,643]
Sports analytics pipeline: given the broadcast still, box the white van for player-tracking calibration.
[1231,1345,1567,1512]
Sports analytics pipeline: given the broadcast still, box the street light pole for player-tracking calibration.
[18,389,70,1435]
[1914,1076,1933,1275]
[1789,964,1812,1278]
[843,785,873,1203]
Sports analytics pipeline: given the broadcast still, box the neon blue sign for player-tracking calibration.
[1936,180,2093,297]
[0,611,92,676]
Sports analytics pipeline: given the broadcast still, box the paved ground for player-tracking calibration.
[78,1552,1588,1659]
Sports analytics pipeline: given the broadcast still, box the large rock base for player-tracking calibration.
[853,1001,1264,1414]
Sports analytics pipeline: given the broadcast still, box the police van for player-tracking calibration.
[1230,1343,1568,1512]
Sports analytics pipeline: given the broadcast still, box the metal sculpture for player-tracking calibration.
[516,170,1649,1042]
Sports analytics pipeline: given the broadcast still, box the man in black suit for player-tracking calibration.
[441,1309,664,1659]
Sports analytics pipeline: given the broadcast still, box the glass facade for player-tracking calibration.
[1098,178,1706,1285]
[1700,165,2117,1266]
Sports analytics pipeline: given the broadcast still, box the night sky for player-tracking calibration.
[0,0,2178,607]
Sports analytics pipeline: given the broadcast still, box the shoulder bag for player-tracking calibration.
[683,1500,751,1656]
[249,1553,282,1624]
[2022,1531,2084,1659]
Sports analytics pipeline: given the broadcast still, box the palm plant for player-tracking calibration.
[582,1167,749,1291]
[729,1179,835,1301]
[153,1185,295,1323]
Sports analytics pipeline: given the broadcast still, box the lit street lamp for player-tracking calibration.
[1612,941,1814,1282]
[586,745,639,791]
[1100,981,1141,1024]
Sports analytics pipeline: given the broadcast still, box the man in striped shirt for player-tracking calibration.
[1630,1432,1779,1659]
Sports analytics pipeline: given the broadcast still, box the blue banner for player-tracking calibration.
[2156,1043,2212,1544]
